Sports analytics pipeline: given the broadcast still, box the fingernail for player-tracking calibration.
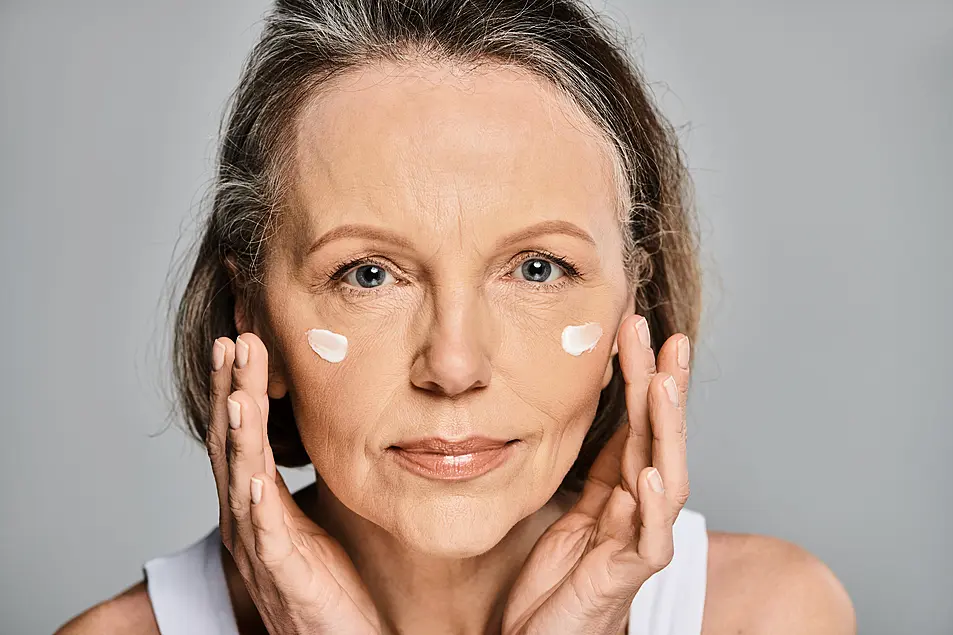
[635,317,651,349]
[250,477,263,505]
[227,397,242,429]
[647,468,664,494]
[663,375,678,406]
[211,340,225,372]
[677,336,690,370]
[235,336,249,369]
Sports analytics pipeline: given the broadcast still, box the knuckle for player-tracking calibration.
[228,487,250,519]
[229,498,249,521]
[227,432,245,461]
[218,523,233,550]
[674,481,691,507]
[206,432,225,460]
[254,535,286,568]
[645,541,675,571]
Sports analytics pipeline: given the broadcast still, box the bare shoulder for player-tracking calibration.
[54,580,160,635]
[702,531,856,635]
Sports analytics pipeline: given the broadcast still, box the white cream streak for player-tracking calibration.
[307,328,348,363]
[561,322,603,356]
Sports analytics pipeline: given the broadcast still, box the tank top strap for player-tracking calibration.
[143,528,240,635]
[143,512,707,635]
[627,507,709,635]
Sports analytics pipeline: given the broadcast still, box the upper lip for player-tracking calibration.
[391,436,514,455]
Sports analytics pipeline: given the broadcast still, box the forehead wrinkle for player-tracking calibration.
[293,62,623,271]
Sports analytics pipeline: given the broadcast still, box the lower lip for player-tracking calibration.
[387,442,519,481]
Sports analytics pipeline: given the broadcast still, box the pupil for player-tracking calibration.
[522,259,551,282]
[356,265,385,287]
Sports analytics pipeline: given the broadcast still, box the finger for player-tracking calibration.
[632,466,674,573]
[227,390,268,547]
[648,372,690,516]
[249,472,317,593]
[208,337,237,538]
[618,314,656,496]
[574,315,656,520]
[233,332,276,479]
[656,333,690,414]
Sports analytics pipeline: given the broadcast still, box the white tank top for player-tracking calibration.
[143,508,708,635]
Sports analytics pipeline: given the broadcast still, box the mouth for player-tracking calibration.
[386,437,521,481]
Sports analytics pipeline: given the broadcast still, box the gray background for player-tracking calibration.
[2,1,950,633]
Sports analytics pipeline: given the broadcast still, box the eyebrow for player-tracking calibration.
[306,224,416,256]
[494,220,597,250]
[306,219,596,257]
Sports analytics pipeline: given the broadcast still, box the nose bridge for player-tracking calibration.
[411,280,492,396]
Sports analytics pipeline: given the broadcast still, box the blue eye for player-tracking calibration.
[513,258,565,283]
[343,264,395,288]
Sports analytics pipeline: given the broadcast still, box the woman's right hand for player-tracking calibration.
[207,332,382,635]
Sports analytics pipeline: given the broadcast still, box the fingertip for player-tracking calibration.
[619,314,653,381]
[646,467,665,495]
[676,335,690,371]
[226,396,242,430]
[250,475,264,505]
[656,333,690,385]
[236,332,269,364]
[662,374,678,407]
[636,467,673,570]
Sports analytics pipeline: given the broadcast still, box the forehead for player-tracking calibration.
[287,60,622,249]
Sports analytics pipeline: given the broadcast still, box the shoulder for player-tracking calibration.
[54,580,160,635]
[702,531,856,635]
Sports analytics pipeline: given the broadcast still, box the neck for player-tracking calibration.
[220,475,578,635]
[306,473,576,635]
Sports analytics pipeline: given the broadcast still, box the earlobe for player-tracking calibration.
[601,355,614,389]
[268,366,289,399]
[233,293,251,335]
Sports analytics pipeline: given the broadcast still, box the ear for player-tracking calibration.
[231,275,290,400]
[602,291,636,389]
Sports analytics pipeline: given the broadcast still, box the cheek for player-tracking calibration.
[496,289,615,389]
[287,324,408,474]
[495,312,612,443]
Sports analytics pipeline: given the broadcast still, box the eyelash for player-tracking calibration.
[506,250,582,291]
[324,251,583,296]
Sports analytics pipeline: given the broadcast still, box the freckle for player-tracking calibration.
[307,328,348,363]
[561,322,603,356]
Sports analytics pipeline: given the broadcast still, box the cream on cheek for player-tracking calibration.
[307,328,349,363]
[561,322,603,356]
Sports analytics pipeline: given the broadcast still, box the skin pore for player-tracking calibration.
[235,59,635,634]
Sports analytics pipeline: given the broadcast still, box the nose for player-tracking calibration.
[409,288,492,397]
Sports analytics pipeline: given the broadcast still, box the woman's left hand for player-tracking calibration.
[502,314,691,635]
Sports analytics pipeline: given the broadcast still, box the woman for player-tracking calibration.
[58,0,855,633]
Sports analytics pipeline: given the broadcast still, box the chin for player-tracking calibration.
[391,493,526,558]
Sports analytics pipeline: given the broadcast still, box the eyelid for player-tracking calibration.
[322,250,581,297]
[342,263,397,289]
[505,250,582,288]
[329,256,406,294]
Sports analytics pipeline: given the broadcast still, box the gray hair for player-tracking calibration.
[170,0,701,492]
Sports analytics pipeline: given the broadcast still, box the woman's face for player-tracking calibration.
[257,61,633,557]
